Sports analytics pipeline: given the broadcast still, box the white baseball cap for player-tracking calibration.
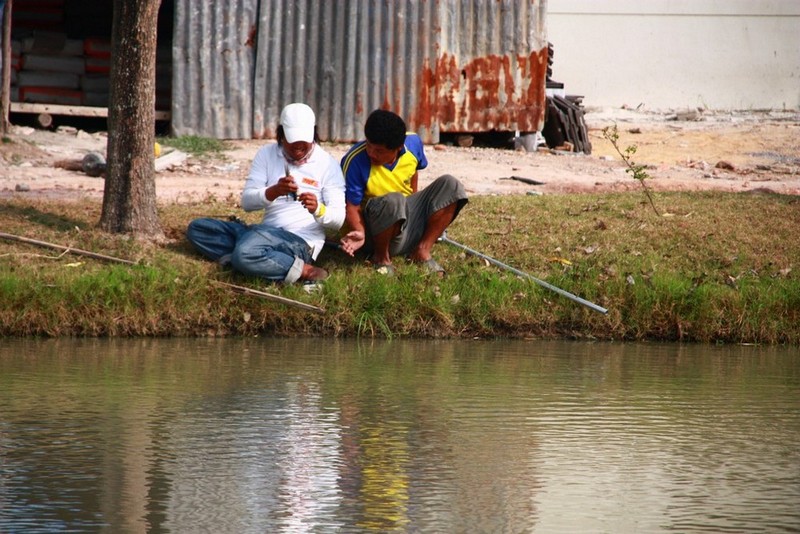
[280,103,316,143]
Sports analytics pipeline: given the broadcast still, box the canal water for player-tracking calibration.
[1,338,798,533]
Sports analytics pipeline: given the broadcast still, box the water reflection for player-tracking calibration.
[0,338,798,533]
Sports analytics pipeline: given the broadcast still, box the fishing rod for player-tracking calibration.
[439,232,608,315]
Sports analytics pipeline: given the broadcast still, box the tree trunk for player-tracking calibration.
[1,0,12,135]
[99,0,163,238]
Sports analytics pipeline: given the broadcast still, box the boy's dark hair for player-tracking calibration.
[364,109,406,150]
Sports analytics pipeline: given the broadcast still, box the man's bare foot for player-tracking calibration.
[300,264,329,281]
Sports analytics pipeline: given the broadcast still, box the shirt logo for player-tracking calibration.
[302,177,319,187]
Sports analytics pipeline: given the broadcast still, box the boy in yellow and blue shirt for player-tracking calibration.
[339,109,468,275]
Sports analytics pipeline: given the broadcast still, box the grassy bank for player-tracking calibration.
[1,191,798,343]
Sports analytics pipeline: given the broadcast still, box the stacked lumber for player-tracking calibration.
[10,1,74,104]
[8,41,22,100]
[542,95,592,154]
[541,42,592,154]
[8,0,169,112]
[81,37,111,107]
[155,46,172,112]
[9,0,113,108]
[12,0,63,32]
[15,30,85,106]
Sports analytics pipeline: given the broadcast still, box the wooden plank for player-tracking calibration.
[10,102,171,121]
[575,109,592,154]
[566,106,583,153]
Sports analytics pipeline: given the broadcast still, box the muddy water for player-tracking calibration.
[1,338,798,533]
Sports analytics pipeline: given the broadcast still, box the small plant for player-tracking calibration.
[356,310,393,338]
[602,124,660,216]
[157,135,228,157]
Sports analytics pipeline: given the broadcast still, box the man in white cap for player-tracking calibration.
[186,103,345,283]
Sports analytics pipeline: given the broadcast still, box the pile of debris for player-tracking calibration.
[541,43,592,154]
[53,141,187,177]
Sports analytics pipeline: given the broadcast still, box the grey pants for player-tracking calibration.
[362,174,468,256]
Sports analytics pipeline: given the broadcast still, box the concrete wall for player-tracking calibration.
[547,0,800,111]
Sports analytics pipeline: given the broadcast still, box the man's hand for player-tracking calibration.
[340,230,365,257]
[266,176,299,201]
[277,176,299,198]
[298,192,318,214]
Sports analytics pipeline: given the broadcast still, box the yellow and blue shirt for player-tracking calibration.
[341,133,428,206]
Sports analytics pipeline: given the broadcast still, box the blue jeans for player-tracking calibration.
[186,218,312,283]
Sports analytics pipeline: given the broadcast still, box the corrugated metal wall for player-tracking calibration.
[172,0,547,143]
[172,1,257,139]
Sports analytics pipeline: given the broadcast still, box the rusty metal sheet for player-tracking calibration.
[411,0,548,138]
[173,0,546,142]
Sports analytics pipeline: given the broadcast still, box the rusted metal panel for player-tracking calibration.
[173,0,546,142]
[430,0,548,136]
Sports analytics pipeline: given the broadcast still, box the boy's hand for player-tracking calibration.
[340,230,365,257]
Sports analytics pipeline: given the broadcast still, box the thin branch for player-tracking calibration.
[0,232,138,264]
[213,281,325,315]
[0,250,72,260]
[602,124,660,216]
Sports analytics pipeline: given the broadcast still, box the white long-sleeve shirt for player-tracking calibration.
[240,143,345,260]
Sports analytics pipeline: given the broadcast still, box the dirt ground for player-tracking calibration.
[1,108,799,203]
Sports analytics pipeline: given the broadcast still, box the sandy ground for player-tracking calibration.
[2,108,799,203]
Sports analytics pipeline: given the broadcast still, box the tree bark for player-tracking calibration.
[100,0,163,238]
[1,0,12,135]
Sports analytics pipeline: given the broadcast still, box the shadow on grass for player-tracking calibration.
[0,204,90,233]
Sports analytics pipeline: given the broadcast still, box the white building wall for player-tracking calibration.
[546,0,800,111]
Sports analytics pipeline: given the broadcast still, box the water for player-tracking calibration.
[1,338,798,533]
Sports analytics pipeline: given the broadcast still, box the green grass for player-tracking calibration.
[156,135,229,157]
[1,191,798,342]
